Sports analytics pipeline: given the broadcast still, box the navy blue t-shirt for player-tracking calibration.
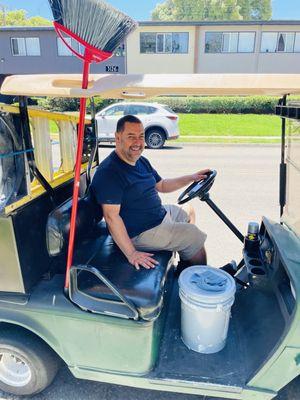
[90,151,166,238]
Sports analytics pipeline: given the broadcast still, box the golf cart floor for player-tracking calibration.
[152,280,285,388]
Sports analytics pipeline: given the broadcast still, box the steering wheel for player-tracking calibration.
[178,170,217,205]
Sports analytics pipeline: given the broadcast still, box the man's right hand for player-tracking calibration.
[127,250,159,270]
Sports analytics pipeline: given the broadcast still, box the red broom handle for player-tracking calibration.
[65,59,90,289]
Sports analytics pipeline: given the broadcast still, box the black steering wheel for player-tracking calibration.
[178,170,217,205]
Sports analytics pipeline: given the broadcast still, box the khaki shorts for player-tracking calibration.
[132,204,207,261]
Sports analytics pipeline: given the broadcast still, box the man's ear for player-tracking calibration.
[115,131,120,143]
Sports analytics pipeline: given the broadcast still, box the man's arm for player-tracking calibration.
[155,169,211,193]
[102,204,159,270]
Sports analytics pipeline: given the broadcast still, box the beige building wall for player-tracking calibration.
[197,24,300,73]
[127,22,300,75]
[197,24,261,73]
[257,24,300,73]
[126,25,196,74]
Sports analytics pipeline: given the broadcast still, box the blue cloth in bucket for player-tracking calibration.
[191,271,227,292]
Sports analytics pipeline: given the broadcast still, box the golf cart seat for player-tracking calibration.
[46,197,174,321]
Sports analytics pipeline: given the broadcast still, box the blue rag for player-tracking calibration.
[191,271,227,292]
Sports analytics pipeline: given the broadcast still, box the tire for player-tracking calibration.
[145,128,166,149]
[0,329,60,396]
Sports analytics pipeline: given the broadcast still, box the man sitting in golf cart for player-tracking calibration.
[90,114,209,270]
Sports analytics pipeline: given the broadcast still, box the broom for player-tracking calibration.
[48,0,137,289]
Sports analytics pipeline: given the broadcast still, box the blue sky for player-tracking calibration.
[2,0,300,21]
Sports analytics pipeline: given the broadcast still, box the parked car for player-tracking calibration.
[95,102,179,149]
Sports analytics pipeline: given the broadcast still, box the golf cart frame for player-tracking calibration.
[0,74,300,399]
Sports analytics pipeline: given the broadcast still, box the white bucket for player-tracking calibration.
[178,265,236,354]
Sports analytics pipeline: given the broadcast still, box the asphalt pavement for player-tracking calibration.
[1,143,299,400]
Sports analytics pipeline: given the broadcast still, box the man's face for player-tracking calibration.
[115,122,145,164]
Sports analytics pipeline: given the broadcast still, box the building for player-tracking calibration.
[1,22,300,78]
[127,21,300,74]
[0,26,125,76]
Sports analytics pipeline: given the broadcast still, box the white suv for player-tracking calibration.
[95,102,179,149]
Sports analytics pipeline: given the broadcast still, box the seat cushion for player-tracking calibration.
[46,196,102,257]
[76,234,174,321]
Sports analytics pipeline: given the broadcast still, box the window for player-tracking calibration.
[11,37,41,56]
[260,32,277,53]
[126,105,147,115]
[238,32,256,52]
[222,32,238,52]
[140,33,156,53]
[205,32,255,53]
[57,37,85,56]
[140,32,189,54]
[294,33,300,52]
[103,105,125,117]
[261,32,299,53]
[126,105,157,115]
[277,33,294,52]
[205,32,222,53]
[172,33,189,53]
[57,37,72,56]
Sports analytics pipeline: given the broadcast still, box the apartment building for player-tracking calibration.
[1,22,300,78]
[126,21,300,73]
[0,26,125,76]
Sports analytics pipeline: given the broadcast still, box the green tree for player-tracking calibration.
[151,0,272,21]
[0,9,51,26]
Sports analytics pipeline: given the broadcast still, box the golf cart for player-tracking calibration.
[0,73,299,399]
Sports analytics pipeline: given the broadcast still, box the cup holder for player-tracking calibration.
[249,259,263,267]
[251,267,266,276]
[248,259,265,276]
[247,257,268,289]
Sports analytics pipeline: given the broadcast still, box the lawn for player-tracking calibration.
[50,113,281,143]
[178,114,281,137]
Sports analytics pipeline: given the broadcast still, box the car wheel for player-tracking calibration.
[146,128,166,149]
[0,330,60,396]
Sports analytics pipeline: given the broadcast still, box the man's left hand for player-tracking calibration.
[190,169,211,182]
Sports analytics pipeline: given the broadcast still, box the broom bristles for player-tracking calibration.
[48,0,137,53]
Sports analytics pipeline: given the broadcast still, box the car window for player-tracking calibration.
[103,105,125,117]
[125,105,151,115]
[147,106,157,114]
[161,105,176,114]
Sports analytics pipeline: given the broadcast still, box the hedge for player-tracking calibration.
[38,97,117,113]
[39,95,287,114]
[147,96,279,114]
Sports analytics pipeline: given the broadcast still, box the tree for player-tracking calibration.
[151,0,272,21]
[0,9,51,26]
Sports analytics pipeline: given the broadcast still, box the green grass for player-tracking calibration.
[178,114,281,137]
[50,114,281,144]
[50,120,58,134]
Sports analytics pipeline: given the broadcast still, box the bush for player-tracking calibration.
[38,95,286,115]
[38,97,118,113]
[146,96,279,114]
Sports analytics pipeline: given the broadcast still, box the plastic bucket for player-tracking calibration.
[178,265,236,354]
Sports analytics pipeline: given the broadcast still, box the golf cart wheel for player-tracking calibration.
[0,330,60,396]
[146,128,165,149]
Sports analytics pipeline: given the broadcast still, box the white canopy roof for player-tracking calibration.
[2,73,300,98]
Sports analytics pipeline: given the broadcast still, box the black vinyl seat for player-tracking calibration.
[46,196,174,320]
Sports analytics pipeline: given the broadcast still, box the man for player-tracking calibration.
[90,115,209,270]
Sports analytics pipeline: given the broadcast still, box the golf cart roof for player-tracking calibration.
[2,73,300,98]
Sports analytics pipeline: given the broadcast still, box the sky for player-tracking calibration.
[1,0,300,21]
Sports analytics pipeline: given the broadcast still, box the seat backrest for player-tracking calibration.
[46,196,102,257]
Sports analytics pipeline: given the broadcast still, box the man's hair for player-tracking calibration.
[116,114,142,133]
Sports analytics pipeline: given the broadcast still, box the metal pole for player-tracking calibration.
[201,194,244,243]
[279,95,287,218]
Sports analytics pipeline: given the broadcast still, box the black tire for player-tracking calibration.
[145,128,166,149]
[0,329,60,396]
